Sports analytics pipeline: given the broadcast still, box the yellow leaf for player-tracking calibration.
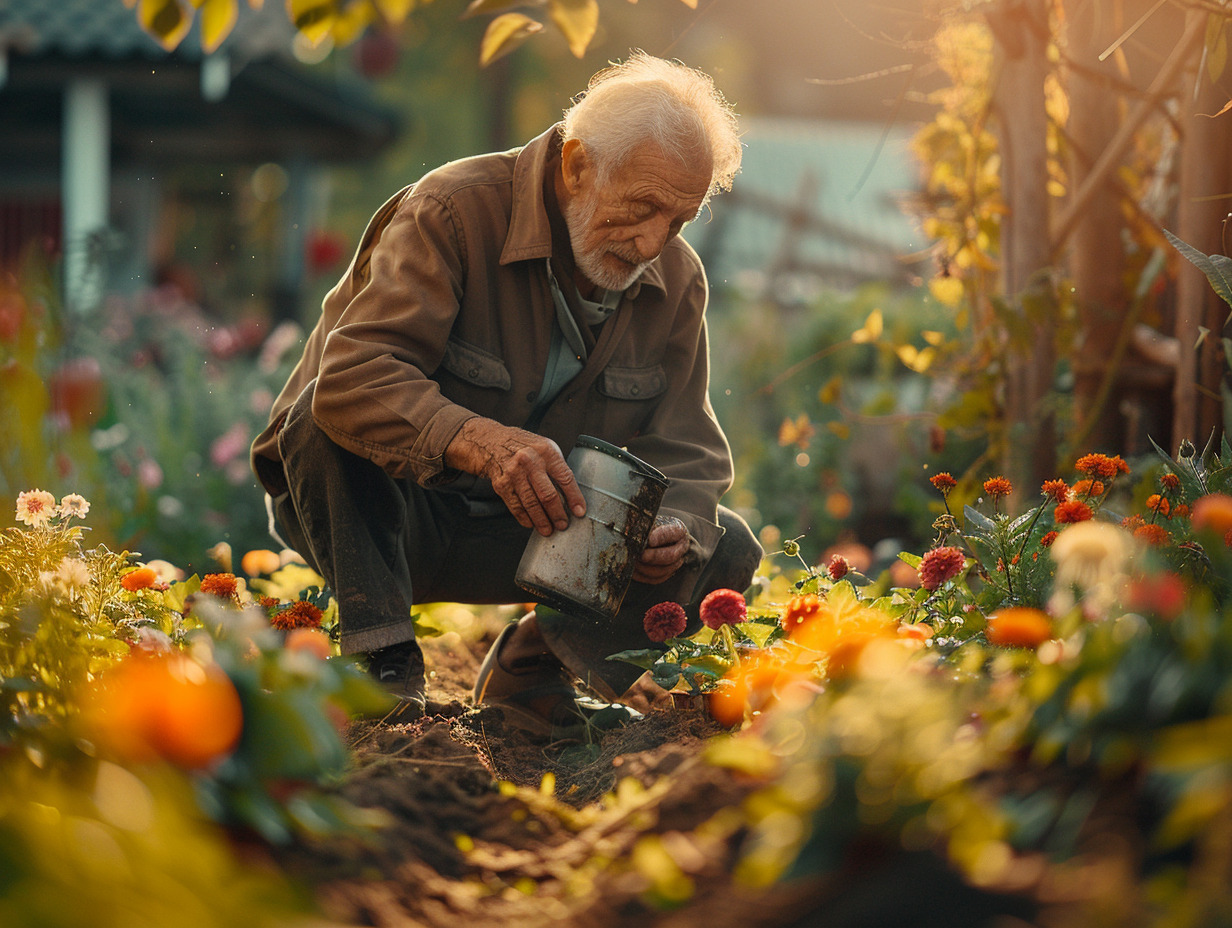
[287,0,338,46]
[929,275,964,308]
[462,0,523,18]
[922,329,946,346]
[819,375,842,404]
[200,0,238,51]
[850,308,883,343]
[479,12,543,66]
[371,0,415,22]
[677,0,697,7]
[137,0,193,50]
[827,421,851,439]
[894,344,935,373]
[547,0,598,58]
[331,0,374,44]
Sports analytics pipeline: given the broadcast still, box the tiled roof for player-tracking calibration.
[0,0,295,61]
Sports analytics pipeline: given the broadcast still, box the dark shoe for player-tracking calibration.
[367,639,427,717]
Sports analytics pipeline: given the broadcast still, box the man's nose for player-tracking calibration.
[632,215,673,261]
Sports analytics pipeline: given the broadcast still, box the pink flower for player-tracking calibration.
[918,546,965,591]
[827,554,850,581]
[643,602,688,643]
[700,588,747,630]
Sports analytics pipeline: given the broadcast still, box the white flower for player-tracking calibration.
[58,493,90,520]
[15,489,57,527]
[56,557,91,591]
[1049,521,1134,618]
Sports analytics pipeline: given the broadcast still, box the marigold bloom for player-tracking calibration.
[58,493,90,519]
[1054,500,1093,524]
[1075,453,1118,479]
[1039,531,1059,548]
[271,600,324,631]
[121,567,158,592]
[930,472,957,494]
[1146,494,1170,517]
[983,476,1012,498]
[700,588,747,629]
[986,607,1052,648]
[1160,473,1181,491]
[1073,480,1105,498]
[199,573,239,599]
[15,489,56,527]
[1040,480,1069,503]
[1191,493,1232,537]
[781,593,823,633]
[1121,514,1145,531]
[1133,524,1171,547]
[918,546,965,591]
[827,554,850,581]
[1173,504,1190,519]
[1112,455,1130,475]
[643,601,688,643]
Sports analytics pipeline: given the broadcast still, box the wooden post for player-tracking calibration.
[989,0,1055,488]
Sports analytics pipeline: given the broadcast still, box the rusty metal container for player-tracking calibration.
[515,435,669,622]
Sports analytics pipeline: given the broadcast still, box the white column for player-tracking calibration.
[62,77,110,312]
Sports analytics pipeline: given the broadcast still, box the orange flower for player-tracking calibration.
[1040,479,1069,503]
[780,593,823,633]
[918,546,965,591]
[240,548,282,576]
[1133,524,1171,547]
[708,652,815,727]
[1191,493,1232,536]
[1075,454,1118,479]
[930,472,957,494]
[983,476,1012,498]
[121,566,158,592]
[271,600,324,631]
[1054,500,1093,524]
[986,607,1051,648]
[1146,494,1171,517]
[1121,514,1145,531]
[1160,473,1181,491]
[1039,531,1058,548]
[1073,479,1105,498]
[1173,504,1190,519]
[199,573,239,599]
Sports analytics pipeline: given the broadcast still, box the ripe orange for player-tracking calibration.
[82,652,244,770]
[985,607,1052,649]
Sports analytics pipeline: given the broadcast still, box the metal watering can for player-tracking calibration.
[515,436,669,622]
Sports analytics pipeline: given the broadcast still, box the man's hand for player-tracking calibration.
[633,516,688,584]
[446,418,587,536]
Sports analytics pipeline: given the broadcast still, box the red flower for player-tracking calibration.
[1039,531,1059,548]
[827,554,850,580]
[918,546,965,591]
[1054,500,1093,524]
[1126,573,1186,621]
[1121,514,1145,531]
[271,600,324,631]
[1040,480,1069,503]
[930,473,957,494]
[643,602,688,643]
[781,593,823,633]
[1160,473,1181,491]
[700,588,747,629]
[983,476,1013,498]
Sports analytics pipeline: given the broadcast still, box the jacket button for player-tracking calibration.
[526,391,537,402]
[468,367,480,377]
[630,385,640,395]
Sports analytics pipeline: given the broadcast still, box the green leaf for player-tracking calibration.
[607,648,663,670]
[963,504,997,537]
[1164,229,1232,309]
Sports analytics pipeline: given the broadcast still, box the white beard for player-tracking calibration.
[563,193,650,293]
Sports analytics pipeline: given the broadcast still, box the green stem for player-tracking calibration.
[719,623,741,669]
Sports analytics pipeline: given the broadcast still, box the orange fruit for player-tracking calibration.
[286,627,332,660]
[708,653,814,727]
[241,548,282,576]
[82,652,244,771]
[986,607,1052,649]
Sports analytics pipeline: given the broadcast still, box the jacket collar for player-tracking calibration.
[499,124,665,297]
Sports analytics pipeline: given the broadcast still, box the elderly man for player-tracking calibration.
[251,52,762,728]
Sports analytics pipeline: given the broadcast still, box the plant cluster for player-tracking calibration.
[0,490,394,926]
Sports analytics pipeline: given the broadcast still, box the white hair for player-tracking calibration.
[560,50,742,201]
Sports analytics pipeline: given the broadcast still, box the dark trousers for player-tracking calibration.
[272,386,763,697]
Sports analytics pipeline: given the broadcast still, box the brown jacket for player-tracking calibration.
[251,126,732,567]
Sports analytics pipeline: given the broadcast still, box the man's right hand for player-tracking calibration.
[445,418,587,536]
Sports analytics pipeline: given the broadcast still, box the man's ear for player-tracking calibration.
[560,138,590,196]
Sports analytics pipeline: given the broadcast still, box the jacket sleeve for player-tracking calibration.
[623,266,732,582]
[311,190,478,484]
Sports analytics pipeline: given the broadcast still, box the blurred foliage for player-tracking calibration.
[0,258,302,571]
[0,490,396,925]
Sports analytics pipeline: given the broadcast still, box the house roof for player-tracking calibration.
[0,0,398,171]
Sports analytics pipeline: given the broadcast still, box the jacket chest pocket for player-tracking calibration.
[440,337,511,390]
[596,364,667,401]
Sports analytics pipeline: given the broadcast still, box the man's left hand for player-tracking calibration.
[632,516,688,584]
